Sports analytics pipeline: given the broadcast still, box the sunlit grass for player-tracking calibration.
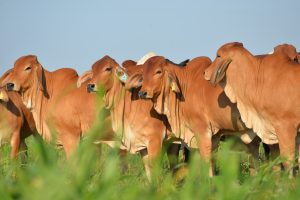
[0,89,299,199]
[1,130,300,200]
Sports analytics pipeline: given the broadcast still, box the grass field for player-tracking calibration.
[1,127,300,200]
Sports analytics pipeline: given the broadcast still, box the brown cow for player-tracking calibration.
[132,55,259,175]
[204,42,300,173]
[2,55,116,158]
[78,55,187,179]
[0,70,35,159]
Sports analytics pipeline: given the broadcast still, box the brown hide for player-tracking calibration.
[82,56,171,154]
[2,55,114,157]
[204,42,300,169]
[0,69,35,158]
[138,55,256,165]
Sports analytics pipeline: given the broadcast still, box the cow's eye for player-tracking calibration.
[155,70,162,75]
[216,54,221,58]
[105,67,112,72]
[25,66,32,71]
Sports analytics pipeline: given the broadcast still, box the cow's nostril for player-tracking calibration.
[138,91,147,99]
[6,83,15,91]
[87,84,96,93]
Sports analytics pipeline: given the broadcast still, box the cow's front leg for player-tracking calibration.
[10,129,21,159]
[140,135,162,181]
[196,129,213,177]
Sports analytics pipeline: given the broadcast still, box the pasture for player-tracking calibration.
[0,109,299,200]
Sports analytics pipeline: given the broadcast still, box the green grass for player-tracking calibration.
[1,130,300,200]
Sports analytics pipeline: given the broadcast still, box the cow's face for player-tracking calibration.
[79,56,120,93]
[4,55,45,93]
[138,56,181,101]
[204,42,245,86]
[138,56,166,99]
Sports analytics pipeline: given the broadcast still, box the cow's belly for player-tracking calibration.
[236,99,278,144]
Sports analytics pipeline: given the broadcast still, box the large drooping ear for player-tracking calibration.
[167,73,180,93]
[0,89,9,102]
[124,72,143,90]
[115,67,128,83]
[33,57,47,95]
[122,60,137,69]
[210,59,232,86]
[77,70,93,88]
[0,69,12,87]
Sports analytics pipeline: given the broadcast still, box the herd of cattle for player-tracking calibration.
[0,42,300,179]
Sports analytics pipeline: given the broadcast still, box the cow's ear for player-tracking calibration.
[116,67,128,83]
[122,60,137,69]
[0,69,12,86]
[77,70,93,88]
[0,90,9,102]
[125,73,143,90]
[210,59,232,86]
[167,73,180,93]
[36,62,47,93]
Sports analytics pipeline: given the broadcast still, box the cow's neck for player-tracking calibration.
[22,70,53,142]
[105,77,127,136]
[154,67,192,145]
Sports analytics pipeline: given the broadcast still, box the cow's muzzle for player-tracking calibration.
[6,83,15,91]
[138,91,148,99]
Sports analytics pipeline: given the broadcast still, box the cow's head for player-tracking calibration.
[204,42,247,86]
[139,56,181,100]
[3,55,46,95]
[77,56,121,93]
[273,44,298,62]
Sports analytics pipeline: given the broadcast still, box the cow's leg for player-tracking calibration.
[19,139,28,163]
[60,132,80,159]
[119,149,128,173]
[166,143,180,171]
[196,131,213,177]
[10,130,21,159]
[140,149,151,180]
[183,146,190,163]
[141,135,162,180]
[275,124,296,177]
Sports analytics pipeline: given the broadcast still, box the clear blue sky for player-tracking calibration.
[0,0,299,75]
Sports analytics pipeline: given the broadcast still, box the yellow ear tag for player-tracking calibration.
[171,82,176,92]
[0,92,3,100]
